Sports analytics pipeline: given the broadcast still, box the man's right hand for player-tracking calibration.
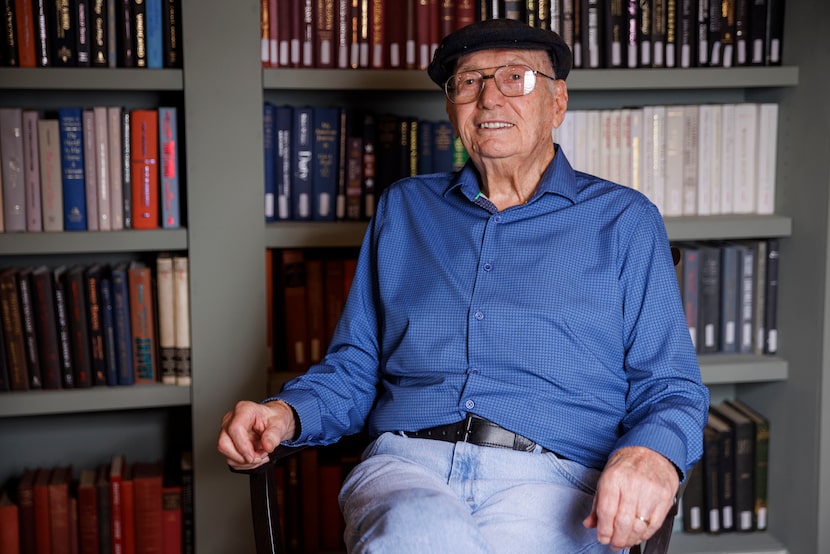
[217,400,297,470]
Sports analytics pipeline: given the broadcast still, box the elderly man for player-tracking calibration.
[218,18,709,552]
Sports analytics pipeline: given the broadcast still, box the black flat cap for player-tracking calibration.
[427,18,573,87]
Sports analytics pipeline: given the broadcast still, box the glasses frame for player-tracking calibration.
[444,64,558,104]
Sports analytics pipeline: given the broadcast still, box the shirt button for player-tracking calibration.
[483,263,492,271]
[465,400,475,410]
[471,368,480,374]
[474,311,485,320]
[494,215,502,223]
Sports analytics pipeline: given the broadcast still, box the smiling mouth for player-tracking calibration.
[478,122,514,129]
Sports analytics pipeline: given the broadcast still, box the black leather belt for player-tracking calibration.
[402,414,550,453]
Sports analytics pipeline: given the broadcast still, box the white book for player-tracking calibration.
[720,104,736,214]
[555,110,576,164]
[696,105,715,216]
[733,103,759,214]
[173,255,192,386]
[585,110,602,176]
[628,108,644,193]
[756,103,779,215]
[619,109,633,188]
[157,254,177,385]
[22,110,42,232]
[108,107,124,230]
[663,105,685,217]
[82,109,99,231]
[641,107,655,205]
[37,119,63,231]
[599,110,613,182]
[682,105,699,215]
[609,109,622,184]
[94,106,111,230]
[571,110,589,174]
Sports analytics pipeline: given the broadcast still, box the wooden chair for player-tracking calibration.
[231,444,686,554]
[233,247,687,553]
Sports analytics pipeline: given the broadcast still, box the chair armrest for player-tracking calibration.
[228,445,307,554]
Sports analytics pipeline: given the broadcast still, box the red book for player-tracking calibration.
[318,462,344,551]
[439,0,455,39]
[13,0,36,67]
[122,464,135,554]
[133,462,163,554]
[279,249,308,372]
[77,468,100,554]
[48,466,72,554]
[315,0,335,67]
[33,468,52,554]
[130,110,160,229]
[128,262,157,384]
[454,0,475,30]
[369,0,385,68]
[416,0,431,70]
[405,0,417,69]
[16,469,36,554]
[305,258,325,365]
[0,489,20,554]
[161,486,182,554]
[324,258,345,344]
[109,455,126,554]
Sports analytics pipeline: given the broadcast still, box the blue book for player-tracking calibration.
[263,103,277,222]
[145,0,163,68]
[736,242,755,354]
[99,271,119,386]
[275,106,293,220]
[58,108,87,231]
[417,120,434,175]
[292,107,314,220]
[111,264,134,386]
[719,243,740,353]
[159,107,181,228]
[432,121,455,173]
[312,107,340,221]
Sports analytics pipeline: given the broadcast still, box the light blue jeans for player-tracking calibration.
[339,432,624,553]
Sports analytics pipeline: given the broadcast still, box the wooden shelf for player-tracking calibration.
[0,384,191,418]
[0,68,183,90]
[264,66,799,91]
[0,229,188,255]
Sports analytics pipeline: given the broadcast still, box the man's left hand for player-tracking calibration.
[582,446,679,550]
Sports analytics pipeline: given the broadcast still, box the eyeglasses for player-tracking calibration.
[444,64,557,104]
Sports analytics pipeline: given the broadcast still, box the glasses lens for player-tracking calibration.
[448,71,483,103]
[496,66,536,97]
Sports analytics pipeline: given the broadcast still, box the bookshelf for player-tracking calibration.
[1,2,829,554]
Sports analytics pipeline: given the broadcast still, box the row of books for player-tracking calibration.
[559,103,779,218]
[0,453,193,554]
[0,106,181,233]
[269,248,359,374]
[260,0,786,71]
[264,104,467,223]
[681,399,770,535]
[0,254,191,392]
[673,239,779,356]
[0,0,183,69]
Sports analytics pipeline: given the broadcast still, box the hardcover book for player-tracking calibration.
[156,254,177,384]
[111,263,135,385]
[37,118,64,231]
[16,267,43,389]
[51,266,75,387]
[0,268,28,390]
[58,107,88,230]
[312,106,340,221]
[159,106,181,228]
[82,108,100,231]
[65,265,93,387]
[173,255,191,386]
[0,107,26,231]
[130,109,160,229]
[128,261,157,383]
[85,263,109,386]
[727,398,770,530]
[292,106,313,220]
[711,401,756,531]
[22,109,42,231]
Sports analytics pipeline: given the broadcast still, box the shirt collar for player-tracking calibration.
[444,144,579,205]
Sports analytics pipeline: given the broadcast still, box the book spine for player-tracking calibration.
[116,0,133,66]
[86,266,108,386]
[144,0,161,66]
[82,109,99,231]
[130,109,159,229]
[275,105,293,220]
[749,0,766,65]
[37,118,64,231]
[52,267,75,387]
[133,0,146,67]
[23,110,43,231]
[159,106,180,228]
[58,107,88,231]
[77,0,92,65]
[369,0,384,68]
[128,263,157,383]
[346,125,366,218]
[94,106,112,230]
[0,269,29,390]
[292,106,313,220]
[121,109,132,228]
[156,254,177,385]
[100,272,119,386]
[52,0,79,66]
[17,268,44,389]
[0,107,26,231]
[31,267,63,389]
[65,266,93,387]
[91,0,108,65]
[173,256,191,386]
[312,106,340,221]
[108,106,125,229]
[763,238,779,354]
[111,265,134,385]
[14,0,36,66]
[315,0,335,67]
[263,103,276,222]
[665,0,677,67]
[738,243,755,354]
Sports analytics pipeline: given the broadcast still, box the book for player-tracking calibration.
[172,255,191,386]
[33,467,53,554]
[35,0,53,67]
[697,244,721,353]
[110,455,126,554]
[756,103,778,215]
[128,261,157,383]
[292,106,314,220]
[705,411,734,532]
[96,463,112,554]
[22,109,42,231]
[736,242,755,354]
[159,106,181,228]
[279,249,308,372]
[111,263,134,386]
[75,0,91,66]
[91,0,109,66]
[604,0,625,68]
[133,461,164,554]
[13,0,36,67]
[145,0,162,67]
[130,109,160,229]
[0,487,20,554]
[719,103,735,214]
[162,0,181,67]
[48,465,72,554]
[121,109,133,228]
[132,0,146,67]
[0,268,29,391]
[711,401,755,532]
[662,104,684,216]
[763,238,779,354]
[681,105,699,215]
[58,107,88,231]
[361,112,377,219]
[77,467,99,554]
[65,265,93,387]
[719,243,740,353]
[312,106,340,221]
[263,102,276,222]
[51,0,79,65]
[37,117,64,231]
[16,267,43,389]
[315,0,335,67]
[275,104,293,221]
[680,246,700,349]
[665,0,677,67]
[115,0,134,66]
[752,239,767,355]
[122,463,135,554]
[681,460,704,533]
[156,254,177,384]
[179,451,193,554]
[161,485,183,554]
[85,264,109,386]
[305,257,325,364]
[764,0,784,65]
[108,106,125,230]
[99,270,119,386]
[16,469,36,553]
[82,108,100,231]
[0,107,26,231]
[51,266,75,388]
[732,103,758,214]
[651,0,667,66]
[727,398,770,531]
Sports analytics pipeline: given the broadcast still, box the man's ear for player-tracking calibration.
[551,80,569,129]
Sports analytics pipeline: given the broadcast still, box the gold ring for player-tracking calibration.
[637,515,651,526]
